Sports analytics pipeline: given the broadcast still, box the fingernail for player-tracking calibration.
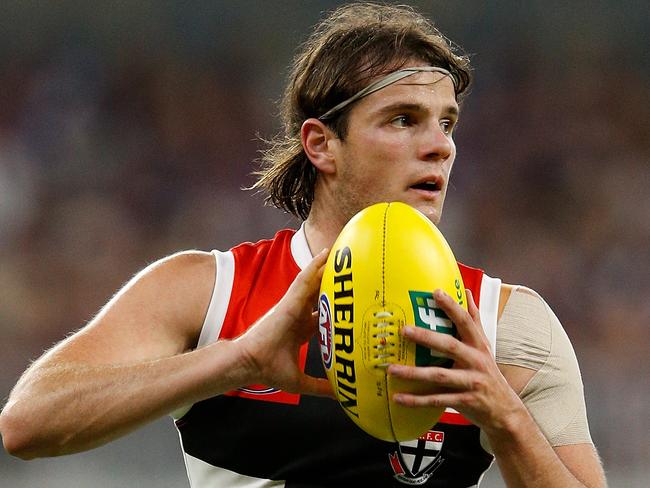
[389,364,404,375]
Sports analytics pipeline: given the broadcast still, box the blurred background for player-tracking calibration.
[1,1,648,486]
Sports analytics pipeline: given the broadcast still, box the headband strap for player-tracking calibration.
[318,66,455,121]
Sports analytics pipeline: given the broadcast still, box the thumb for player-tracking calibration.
[281,248,329,310]
[297,376,335,399]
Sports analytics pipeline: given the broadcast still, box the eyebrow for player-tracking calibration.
[374,102,459,118]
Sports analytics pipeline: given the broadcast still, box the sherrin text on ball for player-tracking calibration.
[318,202,467,442]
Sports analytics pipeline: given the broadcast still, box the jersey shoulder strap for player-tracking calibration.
[458,262,501,357]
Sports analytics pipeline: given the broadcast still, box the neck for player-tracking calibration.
[302,197,349,257]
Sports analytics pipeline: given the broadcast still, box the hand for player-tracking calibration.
[388,289,524,433]
[235,248,334,398]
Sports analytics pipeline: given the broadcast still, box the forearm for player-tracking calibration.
[0,340,247,459]
[488,408,598,488]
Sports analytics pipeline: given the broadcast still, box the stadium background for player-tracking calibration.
[0,1,648,486]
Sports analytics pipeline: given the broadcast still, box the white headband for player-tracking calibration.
[318,66,455,121]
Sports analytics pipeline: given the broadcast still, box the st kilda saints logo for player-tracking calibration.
[389,430,445,485]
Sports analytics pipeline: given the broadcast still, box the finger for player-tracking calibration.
[307,310,320,334]
[433,289,483,346]
[400,324,475,364]
[282,248,329,311]
[463,289,490,347]
[466,289,481,323]
[308,247,330,273]
[299,248,329,289]
[388,364,473,390]
[393,390,468,410]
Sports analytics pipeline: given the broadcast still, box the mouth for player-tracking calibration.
[411,181,440,192]
[409,176,444,197]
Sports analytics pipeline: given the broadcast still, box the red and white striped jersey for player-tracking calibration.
[175,225,502,487]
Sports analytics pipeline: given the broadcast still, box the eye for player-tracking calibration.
[390,114,414,128]
[440,119,455,135]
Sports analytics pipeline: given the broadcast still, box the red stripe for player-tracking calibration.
[439,411,472,425]
[389,452,405,475]
[458,262,483,307]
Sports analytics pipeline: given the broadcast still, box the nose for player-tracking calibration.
[419,124,453,162]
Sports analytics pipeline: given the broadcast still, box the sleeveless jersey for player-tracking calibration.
[175,226,502,487]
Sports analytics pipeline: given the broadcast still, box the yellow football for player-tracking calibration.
[318,202,467,442]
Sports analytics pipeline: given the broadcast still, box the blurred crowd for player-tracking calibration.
[1,1,648,484]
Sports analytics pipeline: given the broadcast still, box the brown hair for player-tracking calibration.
[252,2,472,220]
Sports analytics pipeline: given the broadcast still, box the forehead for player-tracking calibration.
[354,71,457,115]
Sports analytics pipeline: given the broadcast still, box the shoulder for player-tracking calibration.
[496,283,553,350]
[497,283,545,322]
[495,284,555,391]
[146,248,216,292]
[145,249,215,276]
[133,250,216,298]
[118,250,217,349]
[50,250,219,364]
[495,282,579,378]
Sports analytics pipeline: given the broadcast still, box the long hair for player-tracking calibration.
[252,2,472,220]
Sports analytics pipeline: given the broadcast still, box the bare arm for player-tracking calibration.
[0,249,331,459]
[488,402,605,488]
[0,251,234,458]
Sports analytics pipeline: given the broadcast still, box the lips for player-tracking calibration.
[409,175,444,194]
[411,181,440,192]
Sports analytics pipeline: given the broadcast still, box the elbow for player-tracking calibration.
[3,441,38,460]
[1,405,46,460]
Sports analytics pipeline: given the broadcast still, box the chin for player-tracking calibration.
[419,208,442,225]
[352,199,441,225]
[401,201,443,224]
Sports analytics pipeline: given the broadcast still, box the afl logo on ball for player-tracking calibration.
[319,293,333,369]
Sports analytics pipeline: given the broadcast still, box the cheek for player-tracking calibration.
[356,126,407,155]
[445,140,457,172]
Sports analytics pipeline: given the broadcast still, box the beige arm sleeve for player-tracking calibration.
[496,287,593,446]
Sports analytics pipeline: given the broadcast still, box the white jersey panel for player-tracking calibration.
[184,453,285,488]
[478,274,501,357]
[197,249,235,347]
[170,249,234,420]
[290,223,312,270]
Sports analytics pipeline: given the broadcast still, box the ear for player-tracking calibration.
[301,118,337,174]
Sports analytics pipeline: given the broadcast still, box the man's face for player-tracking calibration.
[328,68,459,225]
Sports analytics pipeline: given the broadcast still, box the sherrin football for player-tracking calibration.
[318,202,467,442]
